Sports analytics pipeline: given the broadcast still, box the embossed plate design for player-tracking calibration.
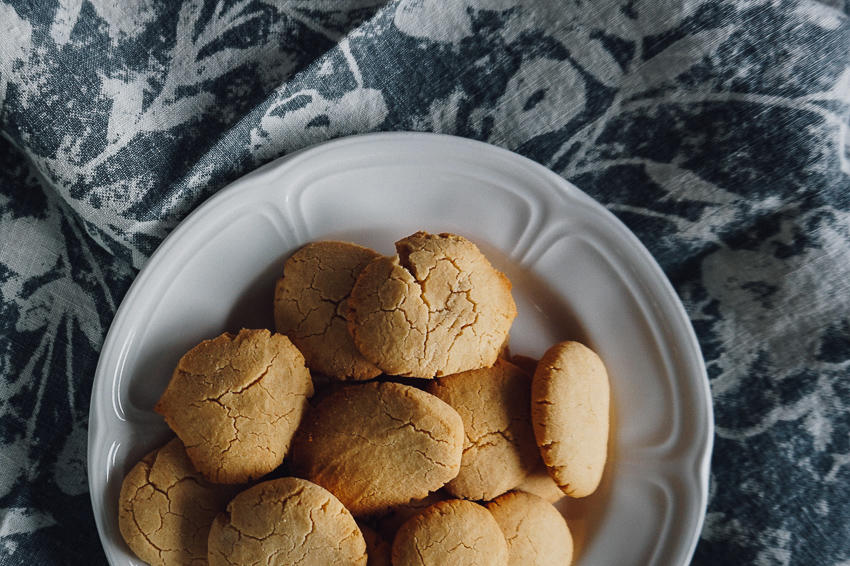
[89,132,712,565]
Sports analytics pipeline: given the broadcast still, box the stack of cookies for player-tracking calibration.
[118,231,610,566]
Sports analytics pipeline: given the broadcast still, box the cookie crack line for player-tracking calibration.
[130,507,165,560]
[412,448,452,470]
[445,535,484,554]
[290,300,337,333]
[226,352,280,397]
[377,389,452,445]
[413,533,428,565]
[220,514,274,543]
[396,250,446,362]
[295,309,349,340]
[464,428,517,450]
[189,396,240,457]
[126,468,168,560]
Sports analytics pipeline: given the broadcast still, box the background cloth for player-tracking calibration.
[1,0,849,564]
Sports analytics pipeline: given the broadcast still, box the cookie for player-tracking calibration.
[347,231,516,378]
[291,381,464,516]
[208,477,366,566]
[391,499,508,566]
[154,329,313,484]
[118,438,237,566]
[531,341,610,497]
[486,491,573,566]
[274,241,382,380]
[427,359,538,501]
[515,461,564,503]
[358,524,392,566]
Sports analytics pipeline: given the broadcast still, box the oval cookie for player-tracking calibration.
[118,438,237,566]
[292,381,464,515]
[154,329,313,484]
[274,241,382,380]
[486,491,573,566]
[427,359,538,500]
[531,341,610,498]
[391,499,508,566]
[208,477,366,566]
[347,231,516,378]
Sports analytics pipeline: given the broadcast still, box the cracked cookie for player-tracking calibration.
[274,241,382,380]
[391,499,508,566]
[427,358,538,501]
[118,437,238,566]
[531,341,610,498]
[207,477,366,566]
[291,381,464,516]
[347,231,516,378]
[155,329,313,484]
[358,523,392,566]
[486,491,574,566]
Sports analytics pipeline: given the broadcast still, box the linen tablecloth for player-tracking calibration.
[1,1,849,564]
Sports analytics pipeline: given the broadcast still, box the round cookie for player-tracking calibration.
[347,231,516,378]
[427,359,538,501]
[391,499,508,566]
[291,381,464,516]
[515,461,564,503]
[155,329,313,484]
[118,438,238,566]
[486,491,573,566]
[274,241,382,380]
[531,341,610,498]
[208,477,366,566]
[358,524,392,566]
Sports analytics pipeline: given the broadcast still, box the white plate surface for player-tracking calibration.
[88,132,712,566]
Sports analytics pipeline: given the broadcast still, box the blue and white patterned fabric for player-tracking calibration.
[1,1,849,564]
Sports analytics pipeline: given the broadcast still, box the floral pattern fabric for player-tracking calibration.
[1,1,849,564]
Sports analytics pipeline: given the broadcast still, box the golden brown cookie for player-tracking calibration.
[427,359,538,501]
[531,341,610,498]
[118,438,238,566]
[358,523,392,566]
[347,232,516,378]
[515,461,564,503]
[208,477,366,566]
[291,381,464,516]
[391,499,508,566]
[274,241,382,380]
[486,491,573,566]
[155,329,313,484]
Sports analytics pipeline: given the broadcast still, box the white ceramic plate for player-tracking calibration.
[88,132,712,565]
